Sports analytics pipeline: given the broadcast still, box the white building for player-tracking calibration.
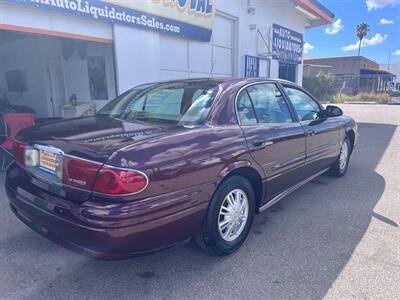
[380,62,400,90]
[0,0,333,119]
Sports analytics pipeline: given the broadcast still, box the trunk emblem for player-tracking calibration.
[67,178,87,186]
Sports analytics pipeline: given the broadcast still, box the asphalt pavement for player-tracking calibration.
[0,104,399,300]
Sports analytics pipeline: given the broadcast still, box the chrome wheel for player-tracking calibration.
[218,189,249,242]
[339,141,349,171]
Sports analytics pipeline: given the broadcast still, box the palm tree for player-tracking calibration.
[356,23,370,56]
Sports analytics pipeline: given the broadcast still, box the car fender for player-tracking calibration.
[215,156,265,189]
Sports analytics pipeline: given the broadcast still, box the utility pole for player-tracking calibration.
[387,48,391,72]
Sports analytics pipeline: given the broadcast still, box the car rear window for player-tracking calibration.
[97,82,219,126]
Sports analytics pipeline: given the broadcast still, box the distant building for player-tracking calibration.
[380,62,400,90]
[303,56,395,95]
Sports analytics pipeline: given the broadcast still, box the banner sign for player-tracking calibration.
[5,0,216,41]
[272,23,303,64]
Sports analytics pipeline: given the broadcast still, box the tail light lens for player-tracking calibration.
[24,148,39,168]
[94,166,148,196]
[62,156,101,191]
[62,156,148,196]
[13,141,26,167]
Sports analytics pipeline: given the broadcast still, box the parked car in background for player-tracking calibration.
[6,78,358,258]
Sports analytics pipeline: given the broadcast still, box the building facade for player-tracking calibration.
[0,0,333,119]
[304,56,396,95]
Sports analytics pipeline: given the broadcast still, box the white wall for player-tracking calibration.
[113,0,309,92]
[113,13,235,95]
[160,14,234,79]
[217,0,307,82]
[113,25,161,94]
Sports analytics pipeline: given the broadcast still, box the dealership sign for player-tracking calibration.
[5,0,216,41]
[272,23,303,64]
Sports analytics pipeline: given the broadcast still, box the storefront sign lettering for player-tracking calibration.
[272,23,303,65]
[6,0,216,41]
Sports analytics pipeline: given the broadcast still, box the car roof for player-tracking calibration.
[149,77,301,88]
[224,77,300,85]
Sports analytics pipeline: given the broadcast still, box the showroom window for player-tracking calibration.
[0,29,116,119]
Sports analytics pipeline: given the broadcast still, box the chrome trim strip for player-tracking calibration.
[259,168,329,212]
[34,144,64,155]
[264,141,274,147]
[92,164,149,198]
[63,154,103,165]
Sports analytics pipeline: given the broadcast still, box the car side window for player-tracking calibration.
[284,87,321,121]
[237,90,257,125]
[246,83,293,124]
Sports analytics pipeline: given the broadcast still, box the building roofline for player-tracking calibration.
[293,0,335,25]
[361,68,396,76]
[304,64,332,68]
[304,56,380,66]
[308,0,335,18]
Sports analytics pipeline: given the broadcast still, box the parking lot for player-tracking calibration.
[0,104,399,300]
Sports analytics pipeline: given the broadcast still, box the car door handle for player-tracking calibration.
[252,138,274,149]
[307,130,316,136]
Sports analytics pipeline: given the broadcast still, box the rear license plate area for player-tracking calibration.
[31,145,64,182]
[39,150,57,175]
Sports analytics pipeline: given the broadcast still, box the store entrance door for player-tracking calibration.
[279,62,297,82]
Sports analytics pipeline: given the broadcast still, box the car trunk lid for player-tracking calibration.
[15,116,178,202]
[17,116,170,162]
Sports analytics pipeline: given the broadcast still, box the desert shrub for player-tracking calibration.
[332,93,390,104]
[303,71,336,102]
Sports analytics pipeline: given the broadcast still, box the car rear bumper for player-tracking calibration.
[6,169,210,259]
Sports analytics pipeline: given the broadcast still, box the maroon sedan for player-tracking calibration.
[6,78,358,258]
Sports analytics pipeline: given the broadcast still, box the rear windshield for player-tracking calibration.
[97,82,219,126]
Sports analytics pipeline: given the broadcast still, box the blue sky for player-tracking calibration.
[304,0,400,64]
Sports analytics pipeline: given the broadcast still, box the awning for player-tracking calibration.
[361,68,396,77]
[293,0,335,27]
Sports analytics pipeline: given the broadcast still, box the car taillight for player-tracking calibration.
[94,166,148,196]
[13,141,26,167]
[62,156,101,191]
[62,156,148,196]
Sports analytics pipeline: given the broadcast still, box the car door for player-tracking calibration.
[282,85,340,178]
[237,82,306,202]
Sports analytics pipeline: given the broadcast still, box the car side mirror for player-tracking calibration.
[324,105,343,118]
[275,91,282,98]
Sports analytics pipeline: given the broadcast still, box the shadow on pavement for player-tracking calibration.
[2,122,397,299]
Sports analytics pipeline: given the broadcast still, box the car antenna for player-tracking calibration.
[208,60,216,80]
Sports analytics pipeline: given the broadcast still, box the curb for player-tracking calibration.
[343,102,377,104]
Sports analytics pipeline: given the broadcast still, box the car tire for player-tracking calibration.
[329,137,351,177]
[194,176,255,256]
